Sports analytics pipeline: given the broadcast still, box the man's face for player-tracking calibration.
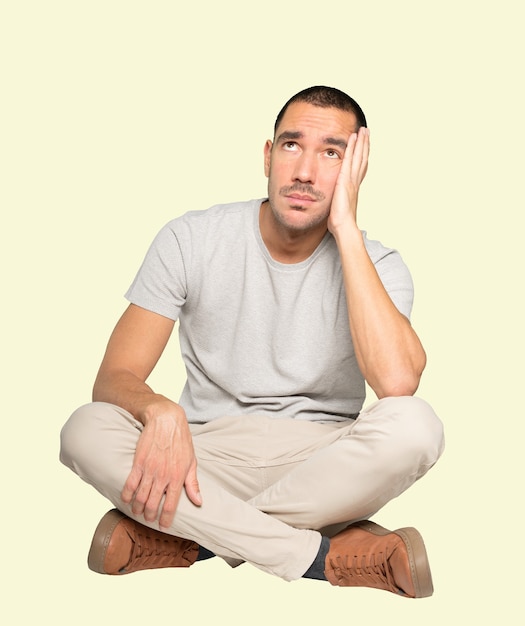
[264,102,358,233]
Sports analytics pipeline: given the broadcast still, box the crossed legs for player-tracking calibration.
[60,397,444,582]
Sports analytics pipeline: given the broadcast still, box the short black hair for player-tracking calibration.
[274,86,367,136]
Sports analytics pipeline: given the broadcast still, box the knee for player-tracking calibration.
[394,396,444,467]
[59,401,137,478]
[59,403,101,472]
[364,396,445,469]
[60,402,141,506]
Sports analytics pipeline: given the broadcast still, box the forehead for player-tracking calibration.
[275,102,358,141]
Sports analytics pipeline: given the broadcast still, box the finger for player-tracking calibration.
[350,129,364,182]
[339,132,358,181]
[121,465,143,504]
[130,473,154,516]
[350,128,369,185]
[360,128,370,181]
[158,484,183,530]
[143,479,171,523]
[184,464,202,507]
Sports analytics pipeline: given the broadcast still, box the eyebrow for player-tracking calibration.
[276,130,347,150]
[277,131,303,143]
[323,137,348,150]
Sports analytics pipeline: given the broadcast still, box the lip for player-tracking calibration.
[285,193,316,202]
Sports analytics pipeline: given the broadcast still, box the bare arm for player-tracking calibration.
[93,303,201,529]
[328,129,426,398]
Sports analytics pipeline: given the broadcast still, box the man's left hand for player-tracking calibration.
[327,127,370,235]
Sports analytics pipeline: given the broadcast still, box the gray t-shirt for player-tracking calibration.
[125,198,414,423]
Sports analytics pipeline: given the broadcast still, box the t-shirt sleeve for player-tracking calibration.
[125,222,187,321]
[363,233,414,320]
[374,249,414,319]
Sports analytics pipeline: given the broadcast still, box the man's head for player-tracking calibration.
[264,86,367,236]
[273,86,367,139]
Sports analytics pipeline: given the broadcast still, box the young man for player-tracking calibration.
[60,86,444,598]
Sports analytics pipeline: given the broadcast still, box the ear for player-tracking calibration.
[263,140,273,178]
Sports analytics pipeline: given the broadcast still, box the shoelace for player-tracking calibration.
[123,526,194,572]
[328,549,398,593]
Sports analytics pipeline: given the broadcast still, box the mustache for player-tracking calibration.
[279,184,326,201]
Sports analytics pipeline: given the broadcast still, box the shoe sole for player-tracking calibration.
[87,509,127,574]
[353,520,434,598]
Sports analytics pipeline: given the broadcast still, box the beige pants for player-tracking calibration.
[60,396,444,581]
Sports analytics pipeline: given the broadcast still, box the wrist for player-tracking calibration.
[331,220,362,247]
[140,395,185,426]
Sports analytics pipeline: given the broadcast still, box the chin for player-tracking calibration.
[277,208,328,233]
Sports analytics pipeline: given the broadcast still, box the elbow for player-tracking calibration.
[373,356,426,399]
[377,378,421,399]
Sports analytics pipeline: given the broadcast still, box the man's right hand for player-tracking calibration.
[121,397,202,530]
[92,304,202,529]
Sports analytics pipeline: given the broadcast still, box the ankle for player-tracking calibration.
[302,536,330,581]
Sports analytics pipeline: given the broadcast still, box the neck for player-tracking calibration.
[259,201,328,264]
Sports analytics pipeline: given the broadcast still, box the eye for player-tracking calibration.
[283,141,298,151]
[325,149,341,159]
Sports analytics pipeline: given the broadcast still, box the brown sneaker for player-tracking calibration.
[87,509,199,575]
[325,520,434,598]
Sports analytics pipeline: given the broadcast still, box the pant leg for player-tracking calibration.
[59,402,322,581]
[249,396,445,530]
[59,396,444,581]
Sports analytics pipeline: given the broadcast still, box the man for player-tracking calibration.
[60,86,444,598]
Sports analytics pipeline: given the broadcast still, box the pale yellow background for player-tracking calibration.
[2,1,523,624]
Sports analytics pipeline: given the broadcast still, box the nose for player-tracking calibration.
[292,151,317,184]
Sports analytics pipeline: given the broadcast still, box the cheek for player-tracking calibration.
[318,168,340,196]
[267,162,291,188]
